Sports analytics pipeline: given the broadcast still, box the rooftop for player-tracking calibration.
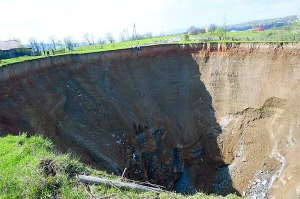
[0,40,21,51]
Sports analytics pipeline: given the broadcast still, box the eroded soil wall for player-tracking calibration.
[0,43,300,198]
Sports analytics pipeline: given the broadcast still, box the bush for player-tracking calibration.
[183,34,190,41]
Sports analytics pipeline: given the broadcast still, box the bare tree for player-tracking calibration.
[12,37,22,46]
[97,37,106,45]
[29,37,40,54]
[83,33,95,46]
[40,41,47,53]
[105,32,115,43]
[64,36,73,50]
[49,35,56,50]
[199,28,206,34]
[188,26,196,35]
[187,26,204,35]
[208,24,217,33]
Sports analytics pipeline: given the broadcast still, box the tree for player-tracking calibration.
[183,34,190,41]
[64,36,73,50]
[199,28,206,34]
[213,27,225,39]
[40,41,46,53]
[12,38,22,46]
[187,26,203,35]
[97,37,106,45]
[49,35,56,50]
[82,33,95,46]
[187,26,196,35]
[105,32,115,43]
[208,24,217,33]
[29,37,40,54]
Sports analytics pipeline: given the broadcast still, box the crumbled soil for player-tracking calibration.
[39,159,61,177]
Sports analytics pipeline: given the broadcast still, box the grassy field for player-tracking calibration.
[0,36,179,67]
[74,35,178,52]
[197,29,298,42]
[0,30,299,67]
[0,134,242,199]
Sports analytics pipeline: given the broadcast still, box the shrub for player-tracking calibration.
[183,34,190,41]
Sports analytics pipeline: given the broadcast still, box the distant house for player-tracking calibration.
[254,27,265,31]
[0,40,32,59]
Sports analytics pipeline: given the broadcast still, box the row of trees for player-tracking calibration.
[186,24,226,38]
[29,32,116,53]
[28,30,153,53]
[187,14,228,35]
[186,24,222,35]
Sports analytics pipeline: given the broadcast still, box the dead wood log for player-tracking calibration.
[78,175,161,193]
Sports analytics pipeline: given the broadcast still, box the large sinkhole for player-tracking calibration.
[1,43,300,197]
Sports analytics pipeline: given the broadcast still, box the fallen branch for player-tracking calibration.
[76,174,96,199]
[78,175,162,193]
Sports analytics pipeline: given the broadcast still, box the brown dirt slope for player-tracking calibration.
[195,42,300,198]
[0,43,299,198]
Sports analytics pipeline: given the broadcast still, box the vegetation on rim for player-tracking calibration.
[1,19,300,67]
[0,134,241,198]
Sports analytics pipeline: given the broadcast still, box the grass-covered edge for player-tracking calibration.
[1,30,299,67]
[0,134,242,199]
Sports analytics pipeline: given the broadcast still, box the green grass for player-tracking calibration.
[74,35,177,53]
[0,134,88,198]
[2,29,298,67]
[0,36,178,67]
[197,29,298,42]
[0,35,206,67]
[0,55,44,66]
[0,134,242,199]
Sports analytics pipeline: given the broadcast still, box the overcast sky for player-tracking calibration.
[0,0,299,44]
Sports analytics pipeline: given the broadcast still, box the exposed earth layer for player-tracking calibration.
[0,43,299,198]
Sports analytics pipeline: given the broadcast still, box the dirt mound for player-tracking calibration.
[0,43,300,198]
[39,159,61,177]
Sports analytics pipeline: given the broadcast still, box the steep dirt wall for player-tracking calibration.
[193,42,300,198]
[0,43,300,198]
[0,44,224,194]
